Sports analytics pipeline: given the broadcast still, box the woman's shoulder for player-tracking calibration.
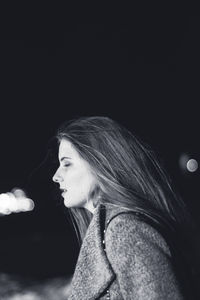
[104,208,171,257]
[102,207,186,300]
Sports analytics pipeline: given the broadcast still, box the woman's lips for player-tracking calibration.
[61,189,67,197]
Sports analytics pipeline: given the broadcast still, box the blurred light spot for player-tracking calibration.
[179,153,198,173]
[0,188,34,216]
[186,159,198,172]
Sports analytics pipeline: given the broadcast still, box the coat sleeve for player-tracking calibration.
[105,213,184,300]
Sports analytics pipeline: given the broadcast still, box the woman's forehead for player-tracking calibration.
[58,139,79,159]
[58,139,95,175]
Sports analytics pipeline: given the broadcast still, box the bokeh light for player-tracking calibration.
[179,153,198,174]
[0,188,34,216]
[186,159,198,173]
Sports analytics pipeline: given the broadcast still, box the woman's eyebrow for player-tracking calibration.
[60,156,72,161]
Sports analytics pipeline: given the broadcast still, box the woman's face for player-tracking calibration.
[52,139,98,213]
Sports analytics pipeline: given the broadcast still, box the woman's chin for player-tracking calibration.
[63,196,87,209]
[64,198,70,207]
[63,197,76,208]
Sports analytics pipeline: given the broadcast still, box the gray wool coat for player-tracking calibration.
[68,205,184,299]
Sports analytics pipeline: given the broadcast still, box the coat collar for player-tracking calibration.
[104,204,132,225]
[68,204,117,300]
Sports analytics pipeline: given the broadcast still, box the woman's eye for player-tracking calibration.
[64,163,71,167]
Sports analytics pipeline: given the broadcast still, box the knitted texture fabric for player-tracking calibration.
[68,205,184,299]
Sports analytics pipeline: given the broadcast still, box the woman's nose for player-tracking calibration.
[52,170,62,183]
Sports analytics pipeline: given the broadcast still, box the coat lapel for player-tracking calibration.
[68,205,116,300]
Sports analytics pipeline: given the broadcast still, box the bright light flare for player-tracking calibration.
[0,188,34,216]
[179,153,198,173]
[186,159,198,172]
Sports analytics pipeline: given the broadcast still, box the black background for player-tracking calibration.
[0,5,200,280]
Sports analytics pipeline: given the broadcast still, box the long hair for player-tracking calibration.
[55,116,200,290]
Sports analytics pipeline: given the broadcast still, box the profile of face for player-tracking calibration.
[52,139,98,213]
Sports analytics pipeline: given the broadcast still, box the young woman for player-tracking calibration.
[52,116,199,299]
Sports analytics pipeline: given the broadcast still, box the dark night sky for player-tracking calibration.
[0,7,200,279]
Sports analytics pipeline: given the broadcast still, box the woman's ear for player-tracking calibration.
[90,184,102,208]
